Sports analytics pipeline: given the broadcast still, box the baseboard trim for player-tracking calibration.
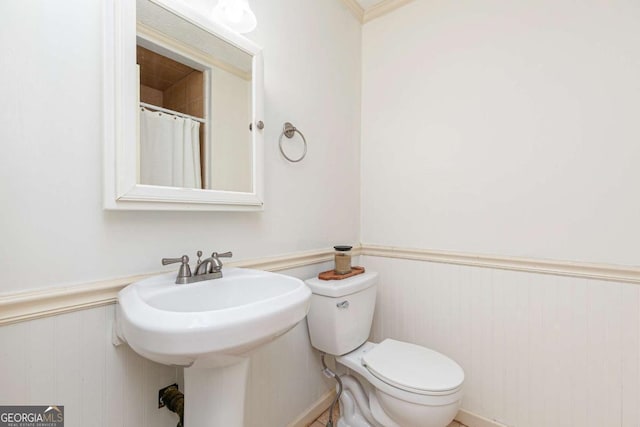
[362,244,640,284]
[456,408,508,427]
[0,247,359,326]
[287,390,336,427]
[284,396,504,427]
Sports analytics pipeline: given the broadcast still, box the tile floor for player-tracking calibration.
[309,403,339,427]
[309,404,466,427]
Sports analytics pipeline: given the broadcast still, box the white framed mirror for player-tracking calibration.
[104,0,264,210]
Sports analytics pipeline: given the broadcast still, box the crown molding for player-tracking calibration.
[340,0,365,22]
[363,0,416,23]
[339,0,417,24]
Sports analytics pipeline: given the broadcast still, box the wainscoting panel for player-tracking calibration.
[363,255,640,427]
[0,261,335,427]
[0,305,179,427]
[245,261,337,427]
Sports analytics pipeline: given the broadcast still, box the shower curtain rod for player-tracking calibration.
[139,102,206,124]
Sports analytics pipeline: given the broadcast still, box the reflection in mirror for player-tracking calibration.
[137,0,253,193]
[138,46,205,188]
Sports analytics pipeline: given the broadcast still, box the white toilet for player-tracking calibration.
[305,271,464,427]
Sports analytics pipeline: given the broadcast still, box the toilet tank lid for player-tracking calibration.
[363,339,464,393]
[305,271,378,297]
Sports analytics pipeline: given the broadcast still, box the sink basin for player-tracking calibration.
[116,267,311,367]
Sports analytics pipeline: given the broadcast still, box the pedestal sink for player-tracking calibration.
[114,268,311,426]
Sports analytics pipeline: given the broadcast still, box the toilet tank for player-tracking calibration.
[305,272,378,356]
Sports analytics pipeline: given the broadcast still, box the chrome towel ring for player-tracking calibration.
[279,122,307,163]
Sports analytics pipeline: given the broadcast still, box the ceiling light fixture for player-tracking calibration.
[212,0,257,34]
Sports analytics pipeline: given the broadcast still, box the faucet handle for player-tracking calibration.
[213,251,233,258]
[161,255,192,284]
[162,255,190,266]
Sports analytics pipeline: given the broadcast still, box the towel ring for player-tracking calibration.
[279,122,307,163]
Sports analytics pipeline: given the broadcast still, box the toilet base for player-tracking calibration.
[336,373,460,427]
[337,385,385,427]
[333,375,383,427]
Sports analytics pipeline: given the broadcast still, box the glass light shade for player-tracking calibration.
[212,0,257,34]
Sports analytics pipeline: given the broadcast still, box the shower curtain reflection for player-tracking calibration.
[139,108,202,189]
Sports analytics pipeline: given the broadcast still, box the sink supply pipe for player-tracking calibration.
[321,353,343,427]
[161,385,184,427]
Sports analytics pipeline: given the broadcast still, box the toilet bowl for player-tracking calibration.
[305,272,464,427]
[336,341,463,427]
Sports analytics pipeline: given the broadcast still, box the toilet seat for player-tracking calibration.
[362,339,464,395]
[338,341,464,407]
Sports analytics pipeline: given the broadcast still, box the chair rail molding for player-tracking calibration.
[4,244,638,327]
[361,244,640,284]
[0,247,362,326]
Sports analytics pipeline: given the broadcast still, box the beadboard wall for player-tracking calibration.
[4,250,638,427]
[364,254,640,427]
[0,305,179,426]
[0,262,335,427]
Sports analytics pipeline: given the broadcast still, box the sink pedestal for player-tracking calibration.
[184,358,250,427]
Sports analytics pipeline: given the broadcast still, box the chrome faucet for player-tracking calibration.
[162,251,233,284]
[194,251,233,276]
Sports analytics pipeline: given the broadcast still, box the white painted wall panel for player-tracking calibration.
[361,0,640,266]
[621,284,640,427]
[364,255,640,427]
[0,307,178,427]
[27,319,56,402]
[0,0,361,294]
[245,261,337,427]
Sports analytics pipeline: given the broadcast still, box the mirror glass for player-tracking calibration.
[136,0,253,193]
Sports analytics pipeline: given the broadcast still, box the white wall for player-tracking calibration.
[361,2,640,426]
[0,0,361,294]
[0,0,359,426]
[361,0,640,266]
[6,1,639,426]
